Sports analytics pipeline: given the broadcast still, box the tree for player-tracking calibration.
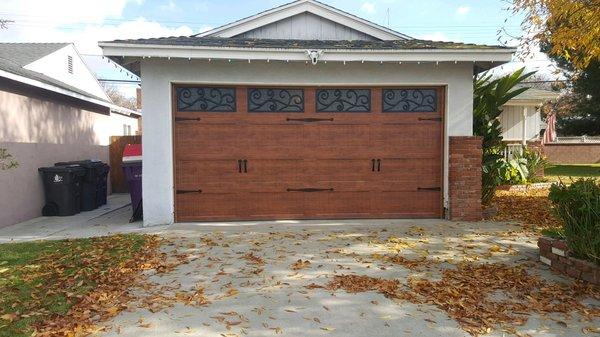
[0,19,13,29]
[474,68,534,205]
[553,60,600,135]
[103,85,137,110]
[511,0,600,70]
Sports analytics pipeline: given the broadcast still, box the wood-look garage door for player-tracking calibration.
[173,86,444,222]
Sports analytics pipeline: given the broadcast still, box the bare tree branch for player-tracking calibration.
[0,19,14,29]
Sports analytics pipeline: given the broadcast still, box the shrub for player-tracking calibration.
[0,148,18,170]
[548,179,600,265]
[474,68,534,205]
[497,148,549,185]
[519,147,548,182]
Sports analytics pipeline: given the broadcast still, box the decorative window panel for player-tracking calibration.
[316,89,371,113]
[176,87,236,112]
[382,89,438,113]
[248,88,304,112]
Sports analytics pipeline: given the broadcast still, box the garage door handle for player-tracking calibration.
[177,189,202,194]
[286,118,334,123]
[287,188,334,193]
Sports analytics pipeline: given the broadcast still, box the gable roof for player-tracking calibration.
[0,43,139,116]
[0,43,109,101]
[198,0,410,41]
[506,86,561,105]
[0,43,69,67]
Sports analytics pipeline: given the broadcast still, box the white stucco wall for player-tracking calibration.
[141,58,474,226]
[24,45,110,101]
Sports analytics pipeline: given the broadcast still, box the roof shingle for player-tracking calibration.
[104,36,508,50]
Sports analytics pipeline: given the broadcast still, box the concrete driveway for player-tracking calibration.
[84,220,598,337]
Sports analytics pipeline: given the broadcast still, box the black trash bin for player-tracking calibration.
[54,160,110,210]
[96,163,110,206]
[55,160,99,211]
[38,165,86,216]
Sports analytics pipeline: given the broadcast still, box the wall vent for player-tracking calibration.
[67,55,73,74]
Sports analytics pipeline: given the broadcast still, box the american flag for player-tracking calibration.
[543,113,557,145]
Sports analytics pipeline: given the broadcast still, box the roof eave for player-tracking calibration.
[0,68,139,116]
[100,43,516,63]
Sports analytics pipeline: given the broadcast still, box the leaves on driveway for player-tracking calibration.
[493,188,561,232]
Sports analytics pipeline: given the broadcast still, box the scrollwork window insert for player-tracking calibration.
[382,88,438,113]
[248,88,304,112]
[176,87,236,112]
[316,89,371,113]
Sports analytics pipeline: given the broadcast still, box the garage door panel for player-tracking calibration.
[379,158,441,180]
[239,125,305,150]
[302,191,372,217]
[176,193,240,221]
[302,124,371,148]
[246,159,373,182]
[242,192,305,218]
[173,85,444,222]
[176,160,241,186]
[371,191,442,217]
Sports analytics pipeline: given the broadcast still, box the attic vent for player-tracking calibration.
[67,55,73,74]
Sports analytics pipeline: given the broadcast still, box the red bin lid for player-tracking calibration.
[123,144,142,163]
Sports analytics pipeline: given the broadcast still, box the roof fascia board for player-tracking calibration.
[0,68,137,115]
[504,100,553,106]
[199,1,406,40]
[100,44,515,62]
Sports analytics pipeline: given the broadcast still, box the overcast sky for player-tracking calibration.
[0,0,560,80]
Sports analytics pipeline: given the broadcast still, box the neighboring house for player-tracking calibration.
[100,0,515,226]
[0,42,140,227]
[500,87,560,146]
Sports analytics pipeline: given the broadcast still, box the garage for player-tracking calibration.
[101,0,514,226]
[173,86,444,222]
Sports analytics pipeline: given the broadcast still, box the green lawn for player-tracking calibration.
[0,235,148,337]
[545,164,600,182]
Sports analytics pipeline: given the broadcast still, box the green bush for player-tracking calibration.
[474,68,534,205]
[499,158,528,185]
[519,147,549,182]
[548,179,600,265]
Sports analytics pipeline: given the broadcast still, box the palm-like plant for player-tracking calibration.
[474,68,534,205]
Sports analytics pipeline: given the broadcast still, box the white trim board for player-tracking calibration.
[198,0,410,40]
[100,44,515,63]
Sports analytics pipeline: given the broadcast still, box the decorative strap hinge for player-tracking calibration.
[175,117,201,122]
[418,117,442,122]
[418,187,441,192]
[287,188,334,193]
[177,189,202,195]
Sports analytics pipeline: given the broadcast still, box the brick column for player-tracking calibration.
[449,136,483,221]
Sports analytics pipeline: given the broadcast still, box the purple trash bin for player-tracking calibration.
[122,144,142,222]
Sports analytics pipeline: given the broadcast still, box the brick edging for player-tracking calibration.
[538,237,599,285]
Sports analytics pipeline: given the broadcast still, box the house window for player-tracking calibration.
[123,124,132,136]
[248,88,304,112]
[176,87,236,112]
[316,89,371,112]
[382,89,438,112]
[67,55,73,74]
